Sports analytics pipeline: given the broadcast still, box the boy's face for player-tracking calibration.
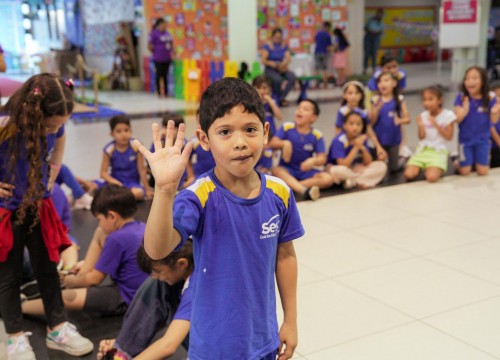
[256,84,271,100]
[111,123,132,146]
[382,60,399,76]
[294,101,317,126]
[343,115,363,138]
[96,212,116,234]
[151,262,184,285]
[197,105,269,181]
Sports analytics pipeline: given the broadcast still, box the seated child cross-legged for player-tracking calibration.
[404,86,457,183]
[134,78,304,359]
[98,115,153,200]
[97,241,194,360]
[327,111,387,189]
[21,185,148,318]
[272,99,334,200]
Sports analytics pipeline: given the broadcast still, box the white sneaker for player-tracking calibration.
[46,322,94,356]
[73,193,93,210]
[7,332,36,360]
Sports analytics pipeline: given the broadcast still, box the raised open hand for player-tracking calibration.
[133,121,193,193]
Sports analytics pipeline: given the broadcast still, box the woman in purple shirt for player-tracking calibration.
[148,18,174,97]
[261,28,296,106]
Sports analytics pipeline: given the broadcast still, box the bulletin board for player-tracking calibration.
[257,0,348,54]
[366,7,437,48]
[143,0,228,60]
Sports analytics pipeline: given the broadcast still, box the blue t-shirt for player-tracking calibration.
[263,42,288,62]
[0,117,65,210]
[454,92,496,146]
[335,106,369,129]
[275,122,326,170]
[328,132,370,165]
[94,221,148,305]
[315,30,332,54]
[103,140,140,186]
[173,275,193,321]
[367,68,407,92]
[255,148,274,172]
[372,95,404,147]
[189,138,215,178]
[173,170,304,360]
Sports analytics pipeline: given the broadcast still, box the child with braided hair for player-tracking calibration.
[0,73,93,359]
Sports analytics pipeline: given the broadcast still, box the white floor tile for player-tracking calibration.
[425,238,500,286]
[305,322,498,360]
[424,296,500,358]
[354,215,491,255]
[276,279,412,355]
[336,258,500,318]
[295,231,412,277]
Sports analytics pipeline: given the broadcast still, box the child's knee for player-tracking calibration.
[477,166,489,176]
[425,172,441,183]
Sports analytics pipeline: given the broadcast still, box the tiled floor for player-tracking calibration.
[4,61,500,359]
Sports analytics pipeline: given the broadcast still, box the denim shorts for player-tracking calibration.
[459,142,490,167]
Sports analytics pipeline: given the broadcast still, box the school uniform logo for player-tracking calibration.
[261,214,280,239]
[303,143,314,152]
[129,155,136,162]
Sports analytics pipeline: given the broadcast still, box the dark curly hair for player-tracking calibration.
[0,73,73,226]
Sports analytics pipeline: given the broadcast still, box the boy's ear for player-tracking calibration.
[196,129,210,151]
[263,122,270,145]
[107,210,119,221]
[177,258,188,270]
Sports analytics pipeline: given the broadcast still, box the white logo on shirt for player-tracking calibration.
[303,143,314,152]
[261,214,280,239]
[129,155,136,162]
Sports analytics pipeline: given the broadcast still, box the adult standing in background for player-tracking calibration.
[148,18,174,97]
[314,21,333,88]
[261,28,296,106]
[363,8,384,75]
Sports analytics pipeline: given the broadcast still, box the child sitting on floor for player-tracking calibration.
[327,111,387,189]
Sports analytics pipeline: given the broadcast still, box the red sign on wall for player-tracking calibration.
[443,0,477,24]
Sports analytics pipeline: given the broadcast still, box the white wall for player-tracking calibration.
[228,0,258,63]
[347,0,365,75]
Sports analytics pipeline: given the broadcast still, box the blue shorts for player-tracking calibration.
[459,142,490,167]
[282,165,319,181]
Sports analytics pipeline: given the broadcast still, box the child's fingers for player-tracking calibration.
[164,119,176,147]
[174,123,187,150]
[152,123,163,151]
[181,140,194,162]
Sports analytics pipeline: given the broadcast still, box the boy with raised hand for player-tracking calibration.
[134,77,304,360]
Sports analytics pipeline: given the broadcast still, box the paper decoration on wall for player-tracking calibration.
[82,0,134,25]
[143,0,228,60]
[258,0,347,54]
[366,7,436,48]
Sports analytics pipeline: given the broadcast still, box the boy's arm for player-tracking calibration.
[136,151,153,198]
[77,226,107,275]
[276,241,298,360]
[134,320,190,360]
[134,122,192,260]
[100,152,122,185]
[63,268,105,288]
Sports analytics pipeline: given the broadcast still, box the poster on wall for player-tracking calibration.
[365,7,436,49]
[257,0,348,54]
[143,0,228,60]
[442,0,477,24]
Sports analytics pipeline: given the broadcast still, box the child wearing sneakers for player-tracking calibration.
[134,77,303,359]
[272,99,333,200]
[22,185,148,318]
[0,73,92,358]
[98,115,153,200]
[405,86,457,182]
[327,111,387,189]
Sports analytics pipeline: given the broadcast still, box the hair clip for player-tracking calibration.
[65,79,74,87]
[33,87,41,95]
[342,80,365,92]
